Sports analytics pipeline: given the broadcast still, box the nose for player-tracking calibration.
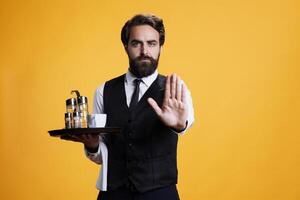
[141,44,149,56]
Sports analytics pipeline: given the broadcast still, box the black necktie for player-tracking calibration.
[129,79,142,109]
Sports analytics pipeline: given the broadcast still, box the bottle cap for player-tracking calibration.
[66,98,76,106]
[65,112,72,118]
[77,96,88,104]
[73,112,80,117]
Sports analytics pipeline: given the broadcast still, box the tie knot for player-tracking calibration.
[134,78,142,86]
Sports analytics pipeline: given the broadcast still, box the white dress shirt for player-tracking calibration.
[85,70,195,191]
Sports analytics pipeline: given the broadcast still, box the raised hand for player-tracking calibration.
[147,73,188,132]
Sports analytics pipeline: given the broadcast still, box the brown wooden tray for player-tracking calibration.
[48,127,121,137]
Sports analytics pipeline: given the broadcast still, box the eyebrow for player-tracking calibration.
[147,40,158,44]
[130,39,158,44]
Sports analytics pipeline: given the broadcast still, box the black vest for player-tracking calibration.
[103,74,178,193]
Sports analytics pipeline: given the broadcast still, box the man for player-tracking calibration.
[66,14,194,200]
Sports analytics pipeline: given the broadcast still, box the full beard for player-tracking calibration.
[129,55,159,78]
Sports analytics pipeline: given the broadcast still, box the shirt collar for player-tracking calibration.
[125,69,158,87]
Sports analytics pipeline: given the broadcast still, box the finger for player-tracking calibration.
[60,135,82,142]
[76,134,99,144]
[163,75,171,105]
[86,134,99,141]
[71,135,84,142]
[176,75,181,100]
[79,134,95,142]
[60,135,73,140]
[171,73,176,99]
[181,82,187,104]
[147,98,162,116]
[81,134,90,141]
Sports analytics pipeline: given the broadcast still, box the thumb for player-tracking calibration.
[147,98,162,116]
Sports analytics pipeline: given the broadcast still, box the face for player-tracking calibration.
[125,25,161,78]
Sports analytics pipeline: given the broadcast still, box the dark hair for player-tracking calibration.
[121,14,165,46]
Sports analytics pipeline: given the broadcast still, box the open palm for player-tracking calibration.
[148,73,188,132]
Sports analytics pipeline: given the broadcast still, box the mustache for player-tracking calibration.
[136,55,153,60]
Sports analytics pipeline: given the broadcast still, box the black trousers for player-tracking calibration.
[97,185,180,200]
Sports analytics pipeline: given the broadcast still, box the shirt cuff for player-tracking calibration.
[171,120,188,134]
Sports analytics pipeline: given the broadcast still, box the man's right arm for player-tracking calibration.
[84,83,107,164]
[61,83,107,164]
[84,135,104,164]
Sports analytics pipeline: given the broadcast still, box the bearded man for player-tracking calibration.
[66,14,195,200]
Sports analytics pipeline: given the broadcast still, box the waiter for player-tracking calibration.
[65,13,195,200]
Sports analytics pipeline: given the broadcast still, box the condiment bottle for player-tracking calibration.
[80,112,88,128]
[69,90,89,128]
[65,112,73,129]
[66,98,77,113]
[73,112,81,128]
[77,96,88,113]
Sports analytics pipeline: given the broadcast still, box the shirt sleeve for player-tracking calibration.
[84,135,103,164]
[92,83,105,114]
[84,83,107,164]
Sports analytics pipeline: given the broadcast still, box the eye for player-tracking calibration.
[148,41,157,47]
[130,41,140,47]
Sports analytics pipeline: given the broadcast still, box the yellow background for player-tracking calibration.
[0,0,299,199]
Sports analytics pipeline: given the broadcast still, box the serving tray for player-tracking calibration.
[48,127,121,137]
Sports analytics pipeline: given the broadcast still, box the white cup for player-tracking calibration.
[88,114,107,128]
